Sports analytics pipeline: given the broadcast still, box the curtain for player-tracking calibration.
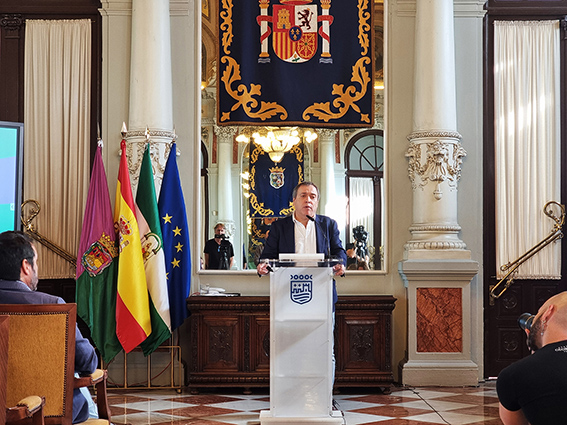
[349,177,374,250]
[494,20,561,279]
[24,19,91,278]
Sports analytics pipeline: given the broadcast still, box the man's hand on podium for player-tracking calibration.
[257,260,345,277]
[333,263,345,277]
[257,260,272,276]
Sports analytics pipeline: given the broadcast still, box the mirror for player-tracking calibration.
[199,1,384,271]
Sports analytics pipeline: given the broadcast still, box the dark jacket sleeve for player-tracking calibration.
[260,217,294,260]
[53,295,97,374]
[327,217,347,264]
[74,327,98,375]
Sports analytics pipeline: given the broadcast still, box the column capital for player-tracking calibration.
[122,127,175,187]
[317,128,338,141]
[214,125,237,141]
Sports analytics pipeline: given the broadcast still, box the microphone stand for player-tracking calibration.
[307,214,336,267]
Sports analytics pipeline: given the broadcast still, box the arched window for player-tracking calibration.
[345,130,384,270]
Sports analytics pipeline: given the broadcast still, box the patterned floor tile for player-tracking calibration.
[107,382,504,425]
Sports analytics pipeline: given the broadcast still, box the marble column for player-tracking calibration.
[214,125,236,237]
[399,0,479,386]
[318,128,337,216]
[124,0,175,187]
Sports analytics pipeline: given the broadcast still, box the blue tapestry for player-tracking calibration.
[248,142,303,219]
[218,0,374,127]
[247,142,303,267]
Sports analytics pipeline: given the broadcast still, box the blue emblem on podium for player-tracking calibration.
[290,275,313,305]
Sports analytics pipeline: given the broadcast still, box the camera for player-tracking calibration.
[518,312,535,331]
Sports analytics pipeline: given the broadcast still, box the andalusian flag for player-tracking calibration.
[136,145,172,355]
[158,143,191,331]
[114,139,151,352]
[76,142,122,363]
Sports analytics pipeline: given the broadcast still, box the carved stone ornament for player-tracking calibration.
[214,125,238,140]
[405,131,466,200]
[122,129,176,186]
[0,14,24,32]
[404,239,467,251]
[317,128,338,140]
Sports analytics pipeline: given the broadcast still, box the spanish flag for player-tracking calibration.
[114,139,151,352]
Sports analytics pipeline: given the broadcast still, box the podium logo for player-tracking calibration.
[290,274,313,305]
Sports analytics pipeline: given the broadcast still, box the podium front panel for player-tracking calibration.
[270,266,334,418]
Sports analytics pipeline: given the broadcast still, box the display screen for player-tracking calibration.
[0,121,23,232]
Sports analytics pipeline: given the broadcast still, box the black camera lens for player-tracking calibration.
[518,312,535,331]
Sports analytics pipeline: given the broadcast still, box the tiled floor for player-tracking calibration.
[107,380,504,425]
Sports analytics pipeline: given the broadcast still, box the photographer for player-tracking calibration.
[496,291,567,425]
[204,223,234,270]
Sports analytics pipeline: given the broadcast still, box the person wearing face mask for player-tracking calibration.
[496,291,567,425]
[203,222,234,270]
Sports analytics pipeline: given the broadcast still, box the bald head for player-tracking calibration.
[541,291,567,328]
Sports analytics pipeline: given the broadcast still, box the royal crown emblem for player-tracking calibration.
[257,0,334,64]
[269,166,285,189]
[81,233,117,277]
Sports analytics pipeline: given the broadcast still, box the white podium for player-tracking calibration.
[260,260,343,424]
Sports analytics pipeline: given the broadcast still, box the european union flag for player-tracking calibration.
[158,143,191,331]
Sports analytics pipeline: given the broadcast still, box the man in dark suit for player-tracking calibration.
[0,231,98,424]
[257,181,346,391]
[257,181,346,277]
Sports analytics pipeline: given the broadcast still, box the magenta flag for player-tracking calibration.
[76,143,122,363]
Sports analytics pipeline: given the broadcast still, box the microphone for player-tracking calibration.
[307,215,330,259]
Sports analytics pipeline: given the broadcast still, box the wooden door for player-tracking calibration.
[483,2,567,378]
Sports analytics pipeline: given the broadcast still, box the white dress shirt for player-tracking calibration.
[293,213,317,254]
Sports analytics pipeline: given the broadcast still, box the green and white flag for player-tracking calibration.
[136,144,171,355]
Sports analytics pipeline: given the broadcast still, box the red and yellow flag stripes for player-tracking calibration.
[114,139,152,352]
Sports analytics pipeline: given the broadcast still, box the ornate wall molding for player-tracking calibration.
[405,135,466,200]
[407,130,461,141]
[122,129,175,185]
[404,239,468,251]
[214,125,237,140]
[317,128,338,140]
[409,224,462,233]
[0,14,24,32]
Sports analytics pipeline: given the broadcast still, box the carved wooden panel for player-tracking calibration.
[249,314,270,373]
[187,295,396,393]
[203,316,239,371]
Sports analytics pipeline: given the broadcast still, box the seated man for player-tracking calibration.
[0,231,98,424]
[497,291,567,425]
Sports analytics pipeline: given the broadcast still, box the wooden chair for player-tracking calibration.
[0,304,111,425]
[1,314,45,425]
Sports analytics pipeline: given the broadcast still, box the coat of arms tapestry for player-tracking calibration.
[217,0,374,127]
[246,142,304,267]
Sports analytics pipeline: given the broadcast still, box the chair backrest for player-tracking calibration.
[0,304,76,425]
[0,315,9,424]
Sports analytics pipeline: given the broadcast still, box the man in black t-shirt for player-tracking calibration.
[497,291,567,425]
[203,223,234,270]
